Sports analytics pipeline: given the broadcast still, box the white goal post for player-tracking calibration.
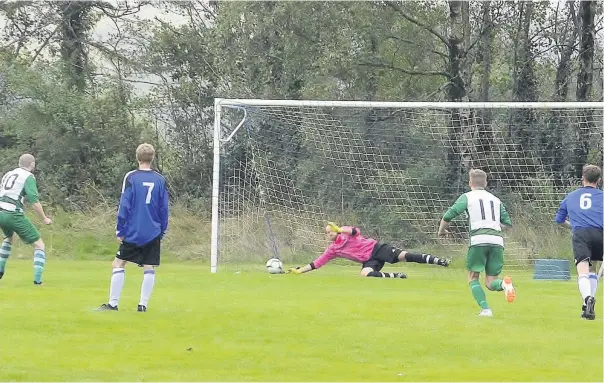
[211,99,604,273]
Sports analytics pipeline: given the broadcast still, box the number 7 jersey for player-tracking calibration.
[116,169,169,247]
[443,189,512,247]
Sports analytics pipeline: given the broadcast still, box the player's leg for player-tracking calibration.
[138,236,161,311]
[577,259,595,320]
[0,235,13,279]
[13,214,45,285]
[583,230,603,319]
[0,229,13,279]
[97,245,131,311]
[588,229,603,299]
[138,265,154,312]
[466,246,491,316]
[572,231,595,319]
[0,213,16,279]
[31,238,46,285]
[586,261,600,319]
[591,261,601,296]
[392,244,450,267]
[361,259,406,279]
[484,247,515,303]
[108,256,128,309]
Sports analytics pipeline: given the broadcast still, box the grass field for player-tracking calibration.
[0,258,602,381]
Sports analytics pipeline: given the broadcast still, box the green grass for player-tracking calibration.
[0,259,602,381]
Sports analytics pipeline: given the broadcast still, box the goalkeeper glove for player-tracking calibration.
[327,222,343,233]
[287,267,302,274]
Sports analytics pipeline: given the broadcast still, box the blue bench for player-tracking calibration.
[533,259,571,280]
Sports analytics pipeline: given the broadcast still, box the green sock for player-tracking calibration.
[0,239,11,273]
[490,279,504,291]
[33,249,46,283]
[469,280,489,309]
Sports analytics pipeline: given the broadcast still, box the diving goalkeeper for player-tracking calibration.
[287,223,451,278]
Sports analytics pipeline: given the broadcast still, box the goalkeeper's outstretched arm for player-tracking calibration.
[287,222,357,274]
[287,242,338,274]
[287,264,313,274]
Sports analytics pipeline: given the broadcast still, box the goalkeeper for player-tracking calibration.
[287,222,450,278]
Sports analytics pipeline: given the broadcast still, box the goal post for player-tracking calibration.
[211,99,603,273]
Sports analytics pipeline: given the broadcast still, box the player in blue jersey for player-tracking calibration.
[555,164,603,320]
[97,143,169,312]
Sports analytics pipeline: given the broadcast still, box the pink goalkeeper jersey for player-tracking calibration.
[311,226,377,269]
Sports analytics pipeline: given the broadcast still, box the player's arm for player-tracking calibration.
[287,264,313,274]
[287,246,336,274]
[159,179,169,237]
[500,202,512,229]
[554,198,571,229]
[116,177,133,239]
[328,222,359,236]
[23,175,51,224]
[438,194,467,236]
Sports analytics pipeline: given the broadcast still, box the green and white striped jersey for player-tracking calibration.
[442,189,512,247]
[0,167,40,213]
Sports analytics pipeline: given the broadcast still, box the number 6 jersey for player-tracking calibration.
[555,186,603,232]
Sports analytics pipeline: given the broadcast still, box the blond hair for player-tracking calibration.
[19,153,35,169]
[136,143,155,164]
[582,164,601,184]
[469,169,487,188]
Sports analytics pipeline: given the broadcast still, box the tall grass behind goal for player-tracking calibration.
[211,100,603,273]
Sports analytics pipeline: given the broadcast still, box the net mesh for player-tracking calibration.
[217,104,603,273]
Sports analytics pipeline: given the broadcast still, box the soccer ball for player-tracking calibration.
[265,258,284,274]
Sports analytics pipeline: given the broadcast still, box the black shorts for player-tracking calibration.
[361,242,403,272]
[572,228,603,266]
[116,236,162,266]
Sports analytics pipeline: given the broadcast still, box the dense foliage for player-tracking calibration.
[0,1,602,213]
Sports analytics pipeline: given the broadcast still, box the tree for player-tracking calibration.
[575,0,597,178]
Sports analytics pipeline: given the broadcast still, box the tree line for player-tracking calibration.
[0,1,602,213]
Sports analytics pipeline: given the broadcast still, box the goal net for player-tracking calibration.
[211,100,603,274]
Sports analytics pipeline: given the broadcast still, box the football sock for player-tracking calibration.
[33,249,45,283]
[405,252,440,264]
[589,273,598,297]
[470,280,489,309]
[0,239,11,275]
[489,279,504,291]
[109,268,125,307]
[139,269,155,307]
[367,271,401,278]
[578,274,592,300]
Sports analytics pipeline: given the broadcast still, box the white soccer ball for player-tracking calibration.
[265,258,284,274]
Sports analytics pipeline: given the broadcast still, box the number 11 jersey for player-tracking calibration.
[443,189,512,247]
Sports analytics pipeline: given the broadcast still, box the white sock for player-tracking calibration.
[109,268,125,307]
[578,274,592,301]
[589,273,598,297]
[139,269,155,307]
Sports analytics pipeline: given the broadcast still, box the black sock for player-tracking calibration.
[367,271,405,278]
[405,252,439,264]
